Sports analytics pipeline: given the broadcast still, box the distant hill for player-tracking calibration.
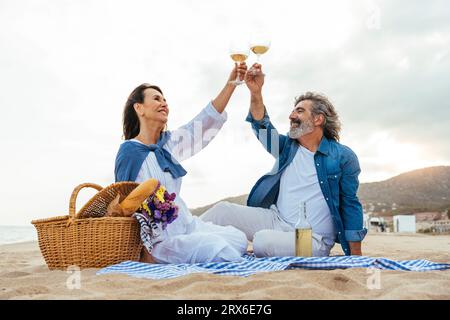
[190,194,248,216]
[358,166,450,215]
[191,166,450,216]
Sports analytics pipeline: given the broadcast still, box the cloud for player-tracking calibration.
[267,0,450,162]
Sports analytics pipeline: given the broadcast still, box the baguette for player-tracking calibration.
[120,178,159,216]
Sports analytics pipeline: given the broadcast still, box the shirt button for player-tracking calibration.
[320,181,323,184]
[316,163,320,166]
[326,198,329,201]
[334,175,337,178]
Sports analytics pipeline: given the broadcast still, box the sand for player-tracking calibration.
[0,233,449,300]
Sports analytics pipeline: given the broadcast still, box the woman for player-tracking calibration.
[115,64,249,264]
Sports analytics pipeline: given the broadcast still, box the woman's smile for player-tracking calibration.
[158,108,168,116]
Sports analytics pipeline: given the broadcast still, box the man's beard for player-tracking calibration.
[288,118,315,139]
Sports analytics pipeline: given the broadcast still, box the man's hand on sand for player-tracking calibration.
[349,241,362,256]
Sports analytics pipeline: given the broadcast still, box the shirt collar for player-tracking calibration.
[317,136,330,156]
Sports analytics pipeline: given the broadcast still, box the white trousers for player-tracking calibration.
[200,201,335,257]
[151,216,248,264]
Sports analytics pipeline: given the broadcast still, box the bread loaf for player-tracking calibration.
[120,178,159,216]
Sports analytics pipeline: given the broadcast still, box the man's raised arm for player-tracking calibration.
[246,64,265,120]
[244,64,288,157]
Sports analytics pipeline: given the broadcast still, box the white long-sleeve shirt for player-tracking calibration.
[128,102,247,263]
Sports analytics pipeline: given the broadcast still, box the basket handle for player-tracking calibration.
[68,183,103,225]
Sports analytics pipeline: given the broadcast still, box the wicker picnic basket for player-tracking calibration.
[31,182,143,270]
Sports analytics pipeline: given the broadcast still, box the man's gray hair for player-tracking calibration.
[294,92,341,141]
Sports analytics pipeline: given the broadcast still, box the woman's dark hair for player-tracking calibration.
[122,83,163,140]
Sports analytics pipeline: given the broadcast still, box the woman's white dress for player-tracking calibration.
[128,102,248,264]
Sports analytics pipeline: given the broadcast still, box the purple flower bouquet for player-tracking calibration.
[138,182,179,230]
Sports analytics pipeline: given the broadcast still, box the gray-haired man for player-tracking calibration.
[201,64,367,257]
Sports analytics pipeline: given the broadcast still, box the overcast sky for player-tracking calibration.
[1,0,449,225]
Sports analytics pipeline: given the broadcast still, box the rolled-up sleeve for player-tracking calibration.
[245,108,271,129]
[206,101,228,122]
[345,229,368,242]
[339,147,367,242]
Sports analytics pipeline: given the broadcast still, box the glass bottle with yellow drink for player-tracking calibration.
[295,201,312,257]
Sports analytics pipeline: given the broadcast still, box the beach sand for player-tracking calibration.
[0,233,449,300]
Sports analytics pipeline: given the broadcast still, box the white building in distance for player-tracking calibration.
[393,215,416,233]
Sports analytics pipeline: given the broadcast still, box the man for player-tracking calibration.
[201,64,367,257]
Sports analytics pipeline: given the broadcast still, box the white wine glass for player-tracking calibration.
[250,32,271,64]
[229,40,249,85]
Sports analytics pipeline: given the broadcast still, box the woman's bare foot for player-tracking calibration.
[140,248,156,263]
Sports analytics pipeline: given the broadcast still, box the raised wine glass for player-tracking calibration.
[229,40,249,85]
[250,32,271,64]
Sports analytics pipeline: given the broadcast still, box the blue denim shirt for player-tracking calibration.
[245,109,367,256]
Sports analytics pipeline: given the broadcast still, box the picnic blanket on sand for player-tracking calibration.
[97,255,450,279]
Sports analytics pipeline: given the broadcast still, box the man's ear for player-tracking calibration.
[315,114,325,127]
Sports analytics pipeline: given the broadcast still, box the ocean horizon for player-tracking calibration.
[0,225,38,245]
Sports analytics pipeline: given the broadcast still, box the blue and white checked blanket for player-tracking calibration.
[97,255,450,279]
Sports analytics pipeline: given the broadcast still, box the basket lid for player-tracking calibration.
[74,182,139,219]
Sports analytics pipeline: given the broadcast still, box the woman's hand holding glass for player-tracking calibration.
[227,62,248,86]
[228,39,250,85]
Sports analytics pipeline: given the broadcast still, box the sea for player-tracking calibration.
[0,225,38,245]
